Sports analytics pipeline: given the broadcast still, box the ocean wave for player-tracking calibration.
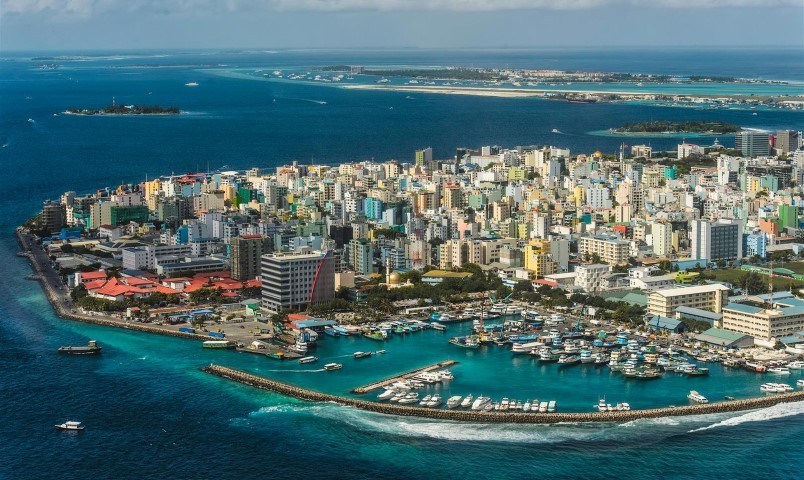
[688,401,804,433]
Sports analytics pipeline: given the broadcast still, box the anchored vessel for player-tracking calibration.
[58,340,102,355]
[55,421,85,431]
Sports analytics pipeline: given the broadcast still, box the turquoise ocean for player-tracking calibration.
[1,49,803,479]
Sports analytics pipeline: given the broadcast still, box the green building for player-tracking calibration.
[779,203,798,229]
[109,205,149,226]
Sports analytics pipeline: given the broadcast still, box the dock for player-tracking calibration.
[351,359,457,394]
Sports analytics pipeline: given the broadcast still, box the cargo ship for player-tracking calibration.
[58,340,102,355]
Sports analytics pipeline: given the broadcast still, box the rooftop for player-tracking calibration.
[650,284,729,298]
[422,270,473,279]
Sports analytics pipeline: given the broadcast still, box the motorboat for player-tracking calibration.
[523,401,531,413]
[547,401,556,413]
[398,393,420,404]
[460,394,474,408]
[446,395,463,409]
[419,395,432,406]
[292,341,308,355]
[353,351,372,359]
[298,356,318,364]
[538,401,548,413]
[500,398,510,411]
[471,396,491,411]
[787,361,804,370]
[426,395,442,408]
[557,354,580,365]
[687,390,708,403]
[55,421,85,431]
[377,389,397,400]
[431,322,447,331]
[324,363,342,371]
[511,341,540,354]
[768,367,791,375]
[797,379,804,387]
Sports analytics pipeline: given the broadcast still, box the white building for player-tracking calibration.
[574,264,611,293]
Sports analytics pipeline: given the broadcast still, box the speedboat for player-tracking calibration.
[55,421,85,431]
[398,393,420,404]
[471,396,491,411]
[353,351,372,359]
[523,401,531,412]
[797,379,804,387]
[538,401,548,413]
[447,395,463,409]
[500,398,510,411]
[431,322,447,331]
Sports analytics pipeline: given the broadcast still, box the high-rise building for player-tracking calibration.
[775,130,799,154]
[415,147,433,166]
[346,239,374,275]
[735,131,770,157]
[578,235,630,265]
[651,222,673,257]
[260,250,335,314]
[689,218,743,262]
[231,235,273,281]
[41,201,66,233]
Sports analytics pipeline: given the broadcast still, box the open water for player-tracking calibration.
[1,49,803,479]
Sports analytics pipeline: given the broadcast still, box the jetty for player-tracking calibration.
[204,364,804,424]
[15,229,211,342]
[351,359,457,394]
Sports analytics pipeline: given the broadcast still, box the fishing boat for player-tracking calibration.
[324,363,342,371]
[323,327,339,337]
[687,390,708,403]
[58,340,102,355]
[768,366,791,375]
[353,351,372,359]
[557,354,580,365]
[298,356,318,364]
[363,331,386,341]
[54,421,85,431]
[449,336,480,348]
[787,361,804,370]
[744,361,767,373]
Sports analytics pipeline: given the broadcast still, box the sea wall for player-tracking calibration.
[16,230,210,342]
[203,364,804,424]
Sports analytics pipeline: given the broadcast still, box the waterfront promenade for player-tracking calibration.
[204,364,804,424]
[15,230,212,342]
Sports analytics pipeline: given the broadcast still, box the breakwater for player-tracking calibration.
[352,359,457,394]
[15,229,211,342]
[204,364,804,424]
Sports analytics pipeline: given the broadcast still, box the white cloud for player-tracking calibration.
[2,0,801,17]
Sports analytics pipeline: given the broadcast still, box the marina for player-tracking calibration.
[351,359,458,394]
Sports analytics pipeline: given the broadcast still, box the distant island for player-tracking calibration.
[613,121,739,134]
[65,105,180,115]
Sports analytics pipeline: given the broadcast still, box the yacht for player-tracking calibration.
[687,390,708,403]
[55,421,85,431]
[447,396,463,409]
[292,341,308,354]
[500,398,510,411]
[797,379,804,387]
[547,401,557,413]
[761,383,782,393]
[471,396,492,411]
[460,395,474,408]
[377,389,397,401]
[324,363,342,371]
[557,354,580,365]
[787,361,804,370]
[768,366,791,375]
[523,401,532,412]
[419,395,432,406]
[431,322,447,331]
[398,393,420,404]
[298,356,318,364]
[426,395,442,408]
[538,401,548,413]
[353,351,372,359]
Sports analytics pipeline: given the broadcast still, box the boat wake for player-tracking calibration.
[260,368,326,373]
[688,400,804,433]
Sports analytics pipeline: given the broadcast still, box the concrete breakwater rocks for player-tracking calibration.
[203,364,804,424]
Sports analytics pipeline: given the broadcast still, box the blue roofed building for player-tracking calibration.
[720,291,804,340]
[645,315,685,333]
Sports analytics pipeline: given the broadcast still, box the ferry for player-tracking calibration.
[324,363,342,371]
[363,331,387,341]
[323,327,339,337]
[58,340,102,355]
[203,340,236,349]
[511,341,540,354]
[449,336,480,348]
[353,351,372,359]
[298,356,318,364]
[55,421,85,431]
[687,390,708,403]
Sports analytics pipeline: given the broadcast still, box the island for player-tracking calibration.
[64,105,181,115]
[612,121,740,134]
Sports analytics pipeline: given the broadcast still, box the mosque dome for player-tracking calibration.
[388,271,401,285]
[593,150,603,158]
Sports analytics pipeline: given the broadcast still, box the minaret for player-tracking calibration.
[385,256,391,284]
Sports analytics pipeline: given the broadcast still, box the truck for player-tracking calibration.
[178,327,196,334]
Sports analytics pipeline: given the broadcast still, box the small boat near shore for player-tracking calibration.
[687,390,708,403]
[299,356,318,364]
[353,351,372,359]
[58,340,102,355]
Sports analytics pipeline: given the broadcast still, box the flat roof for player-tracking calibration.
[696,327,749,346]
[651,284,729,297]
[675,306,723,320]
[422,270,473,278]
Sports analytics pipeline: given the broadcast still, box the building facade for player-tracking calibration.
[261,250,335,314]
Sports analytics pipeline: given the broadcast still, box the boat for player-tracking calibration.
[202,340,236,349]
[797,379,804,387]
[298,356,318,364]
[579,350,594,364]
[500,398,510,411]
[557,354,580,365]
[376,349,387,355]
[324,363,342,371]
[418,394,432,406]
[333,326,350,336]
[687,390,708,403]
[538,401,548,413]
[426,394,442,408]
[449,336,480,348]
[744,361,767,373]
[760,383,781,393]
[377,389,397,400]
[787,361,804,370]
[768,367,791,375]
[551,128,560,133]
[58,340,102,355]
[511,341,540,354]
[446,395,463,409]
[398,393,419,404]
[185,82,199,87]
[292,341,308,354]
[523,400,532,412]
[353,351,372,359]
[323,327,339,337]
[547,401,557,413]
[363,331,386,341]
[460,394,474,408]
[471,396,491,411]
[55,421,85,431]
[431,322,447,331]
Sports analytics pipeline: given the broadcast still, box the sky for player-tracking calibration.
[1,0,803,51]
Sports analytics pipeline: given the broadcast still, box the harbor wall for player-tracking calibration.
[203,364,804,424]
[15,230,211,342]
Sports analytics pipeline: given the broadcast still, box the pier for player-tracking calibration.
[352,359,458,394]
[203,364,804,424]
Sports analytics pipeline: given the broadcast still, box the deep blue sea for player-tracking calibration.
[1,49,803,480]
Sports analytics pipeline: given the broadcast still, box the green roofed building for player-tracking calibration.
[695,327,753,348]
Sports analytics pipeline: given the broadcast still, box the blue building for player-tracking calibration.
[363,197,384,220]
[744,232,767,258]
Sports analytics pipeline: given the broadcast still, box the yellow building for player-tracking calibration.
[508,167,526,181]
[524,240,556,277]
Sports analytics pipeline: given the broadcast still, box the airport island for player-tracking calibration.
[19,128,804,420]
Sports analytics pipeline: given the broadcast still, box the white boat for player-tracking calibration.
[426,394,442,408]
[460,394,473,408]
[547,401,556,413]
[523,401,531,412]
[324,363,342,371]
[760,383,779,393]
[55,420,85,431]
[787,361,804,370]
[471,396,491,411]
[377,389,397,400]
[398,393,420,404]
[768,367,791,375]
[292,341,308,354]
[687,390,708,403]
[500,398,510,411]
[538,401,548,413]
[447,395,463,409]
[419,394,432,406]
[797,379,804,387]
[185,82,199,87]
[298,356,318,364]
[621,402,631,411]
[511,341,541,354]
[431,322,447,331]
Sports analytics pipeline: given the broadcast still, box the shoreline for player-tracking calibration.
[15,229,211,342]
[203,364,804,424]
